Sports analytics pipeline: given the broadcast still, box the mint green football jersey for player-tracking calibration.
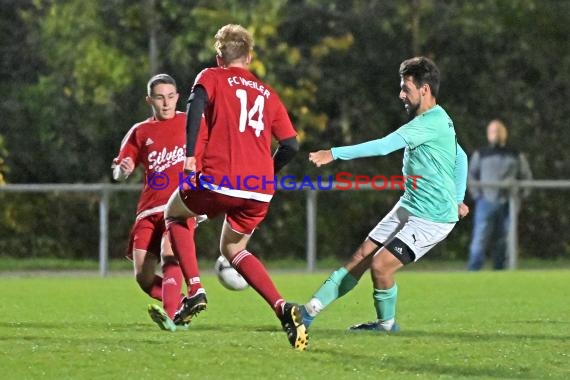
[395,105,458,223]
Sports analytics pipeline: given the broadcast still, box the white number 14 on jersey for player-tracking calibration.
[235,89,265,137]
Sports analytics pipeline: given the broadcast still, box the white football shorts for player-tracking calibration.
[367,201,456,263]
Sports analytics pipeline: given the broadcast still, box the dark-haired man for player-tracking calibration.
[112,74,206,331]
[302,57,469,332]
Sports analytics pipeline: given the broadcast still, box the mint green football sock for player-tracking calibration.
[313,267,349,307]
[305,267,360,320]
[338,272,358,298]
[373,283,398,321]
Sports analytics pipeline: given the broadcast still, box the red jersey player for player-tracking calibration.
[164,24,307,351]
[112,74,206,331]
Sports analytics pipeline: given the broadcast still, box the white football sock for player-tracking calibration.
[304,298,324,317]
[379,318,395,330]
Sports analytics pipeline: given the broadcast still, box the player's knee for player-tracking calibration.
[161,255,178,267]
[135,272,153,292]
[219,241,247,262]
[219,235,247,261]
[370,260,397,289]
[372,249,407,278]
[370,258,388,278]
[219,245,235,261]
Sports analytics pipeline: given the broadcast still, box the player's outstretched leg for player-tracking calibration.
[221,220,308,351]
[230,248,308,350]
[349,248,402,332]
[133,249,163,300]
[280,303,309,351]
[301,267,358,328]
[301,239,379,328]
[169,218,207,325]
[167,217,206,297]
[165,191,207,325]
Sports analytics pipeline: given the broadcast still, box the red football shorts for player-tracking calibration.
[180,188,269,235]
[126,212,165,260]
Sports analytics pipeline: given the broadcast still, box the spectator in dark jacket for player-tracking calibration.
[467,119,532,270]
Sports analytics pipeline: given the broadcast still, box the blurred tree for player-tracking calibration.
[0,0,34,185]
[0,136,8,185]
[8,0,151,182]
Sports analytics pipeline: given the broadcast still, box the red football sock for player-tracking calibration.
[162,261,184,319]
[166,218,203,297]
[146,275,162,301]
[231,250,285,317]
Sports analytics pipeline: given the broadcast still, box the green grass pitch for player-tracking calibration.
[1,271,568,379]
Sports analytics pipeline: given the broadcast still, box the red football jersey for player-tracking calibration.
[113,111,208,218]
[193,66,296,201]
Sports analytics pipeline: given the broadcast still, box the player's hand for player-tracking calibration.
[184,156,197,175]
[309,150,334,167]
[458,202,469,219]
[119,157,134,177]
[181,157,198,191]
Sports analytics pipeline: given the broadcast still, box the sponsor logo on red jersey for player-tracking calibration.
[148,145,186,172]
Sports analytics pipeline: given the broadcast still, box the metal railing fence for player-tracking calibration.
[1,180,569,275]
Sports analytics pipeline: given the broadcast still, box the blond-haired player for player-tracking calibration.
[164,25,307,350]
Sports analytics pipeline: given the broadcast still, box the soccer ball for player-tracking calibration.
[214,255,249,291]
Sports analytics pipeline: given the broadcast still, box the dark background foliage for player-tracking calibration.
[0,0,568,262]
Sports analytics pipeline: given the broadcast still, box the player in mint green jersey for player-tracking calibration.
[303,57,470,332]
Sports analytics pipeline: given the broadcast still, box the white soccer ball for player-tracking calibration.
[214,255,249,291]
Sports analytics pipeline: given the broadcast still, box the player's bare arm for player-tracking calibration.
[309,150,334,167]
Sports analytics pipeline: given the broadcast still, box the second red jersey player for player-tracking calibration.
[164,24,307,351]
[112,74,207,330]
[115,111,188,217]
